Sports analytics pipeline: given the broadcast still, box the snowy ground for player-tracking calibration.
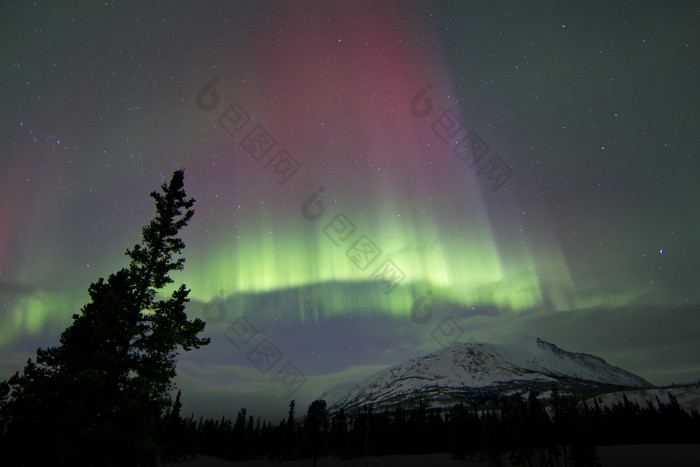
[164,445,700,466]
[164,453,485,466]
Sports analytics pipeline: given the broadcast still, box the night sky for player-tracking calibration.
[1,1,698,421]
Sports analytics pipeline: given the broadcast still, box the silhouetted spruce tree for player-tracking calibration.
[448,404,474,460]
[231,408,252,460]
[160,389,196,461]
[527,391,557,464]
[0,380,9,453]
[349,406,373,458]
[304,400,328,466]
[480,410,505,467]
[656,392,692,442]
[270,418,287,459]
[1,170,209,466]
[245,415,256,457]
[568,400,601,467]
[407,397,429,453]
[426,408,447,453]
[283,400,297,460]
[501,395,532,466]
[329,409,349,458]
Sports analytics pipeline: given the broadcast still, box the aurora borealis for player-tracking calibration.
[1,1,699,420]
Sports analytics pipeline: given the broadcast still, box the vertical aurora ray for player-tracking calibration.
[176,1,572,322]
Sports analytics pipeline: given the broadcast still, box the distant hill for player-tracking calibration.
[327,337,651,413]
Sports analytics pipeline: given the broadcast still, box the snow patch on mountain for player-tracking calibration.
[317,380,360,407]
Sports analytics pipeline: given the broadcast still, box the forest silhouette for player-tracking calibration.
[188,389,699,467]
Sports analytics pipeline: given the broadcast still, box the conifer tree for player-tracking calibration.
[304,399,328,466]
[330,408,349,458]
[283,400,297,460]
[1,170,209,465]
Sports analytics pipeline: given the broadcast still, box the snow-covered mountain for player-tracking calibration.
[317,380,360,407]
[328,337,652,413]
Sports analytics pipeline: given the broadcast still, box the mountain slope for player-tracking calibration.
[329,337,651,413]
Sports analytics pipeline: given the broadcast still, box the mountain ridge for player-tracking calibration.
[327,337,652,413]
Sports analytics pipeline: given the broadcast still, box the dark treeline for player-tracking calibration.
[162,388,700,466]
